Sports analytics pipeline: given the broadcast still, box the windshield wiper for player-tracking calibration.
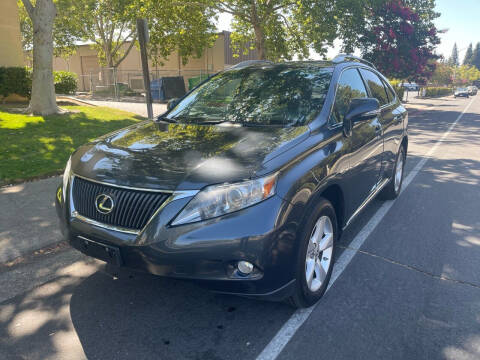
[199,120,235,125]
[156,115,177,123]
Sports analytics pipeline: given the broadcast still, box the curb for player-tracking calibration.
[0,241,69,272]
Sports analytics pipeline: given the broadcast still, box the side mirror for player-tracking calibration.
[167,98,180,110]
[343,98,379,136]
[345,98,380,123]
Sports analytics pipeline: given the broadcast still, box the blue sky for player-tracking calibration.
[435,0,479,60]
[216,0,478,60]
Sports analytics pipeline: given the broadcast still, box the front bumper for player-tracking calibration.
[55,182,299,300]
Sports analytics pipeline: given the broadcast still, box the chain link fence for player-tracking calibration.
[77,68,213,102]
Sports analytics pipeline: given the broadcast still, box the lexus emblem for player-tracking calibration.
[95,194,114,214]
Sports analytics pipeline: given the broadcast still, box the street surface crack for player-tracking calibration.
[338,245,480,290]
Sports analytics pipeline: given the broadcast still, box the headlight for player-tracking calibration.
[172,173,278,225]
[62,156,72,201]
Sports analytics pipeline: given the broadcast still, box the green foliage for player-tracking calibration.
[139,1,218,66]
[0,67,31,101]
[19,0,219,69]
[431,62,453,86]
[455,65,480,85]
[17,0,81,60]
[54,71,78,94]
[463,43,473,65]
[212,0,385,61]
[425,87,452,97]
[188,74,210,90]
[431,62,480,86]
[0,105,141,184]
[472,43,480,71]
[449,43,459,67]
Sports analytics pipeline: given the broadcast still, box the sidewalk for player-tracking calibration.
[403,94,455,114]
[0,177,62,263]
[74,98,167,118]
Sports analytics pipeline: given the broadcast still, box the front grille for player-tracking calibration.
[71,177,170,231]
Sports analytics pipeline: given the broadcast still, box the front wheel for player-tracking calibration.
[380,146,405,200]
[287,199,337,308]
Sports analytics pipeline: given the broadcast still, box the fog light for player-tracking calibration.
[237,261,254,275]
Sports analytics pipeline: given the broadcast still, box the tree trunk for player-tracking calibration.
[250,1,266,60]
[27,0,59,115]
[104,52,115,96]
[253,24,266,60]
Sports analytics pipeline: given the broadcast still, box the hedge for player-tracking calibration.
[54,71,78,94]
[425,87,452,97]
[0,68,78,100]
[0,67,31,101]
[394,86,405,101]
[388,79,405,102]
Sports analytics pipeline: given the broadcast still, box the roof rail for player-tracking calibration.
[229,60,274,69]
[332,54,376,69]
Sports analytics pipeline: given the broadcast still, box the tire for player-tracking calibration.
[379,145,406,200]
[287,198,337,308]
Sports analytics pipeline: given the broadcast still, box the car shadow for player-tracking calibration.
[69,265,294,360]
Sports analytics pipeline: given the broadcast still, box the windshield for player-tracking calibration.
[166,65,333,127]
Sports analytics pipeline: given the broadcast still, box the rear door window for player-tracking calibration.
[359,69,389,107]
[383,80,397,103]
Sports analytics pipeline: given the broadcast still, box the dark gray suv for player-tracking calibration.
[56,55,408,308]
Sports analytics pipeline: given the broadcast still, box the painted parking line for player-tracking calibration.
[256,97,476,360]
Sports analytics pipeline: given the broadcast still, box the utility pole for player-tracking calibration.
[136,18,153,120]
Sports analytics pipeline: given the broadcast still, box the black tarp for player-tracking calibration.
[151,77,186,101]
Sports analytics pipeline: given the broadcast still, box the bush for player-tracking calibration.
[425,87,452,97]
[54,71,77,94]
[388,79,405,102]
[0,67,31,101]
[394,86,405,101]
[188,74,209,90]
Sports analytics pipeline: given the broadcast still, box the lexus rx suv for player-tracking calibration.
[56,55,408,308]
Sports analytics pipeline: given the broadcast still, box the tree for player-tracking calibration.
[20,0,61,115]
[430,62,453,86]
[472,42,480,71]
[17,0,81,64]
[463,43,473,65]
[205,0,386,61]
[357,0,440,81]
[56,0,139,70]
[456,65,480,85]
[449,43,459,67]
[137,1,218,66]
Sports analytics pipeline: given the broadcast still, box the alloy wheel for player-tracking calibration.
[305,215,334,292]
[394,149,404,193]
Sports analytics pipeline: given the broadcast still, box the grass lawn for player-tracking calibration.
[0,105,143,185]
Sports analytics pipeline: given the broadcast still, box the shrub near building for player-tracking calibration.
[0,67,77,101]
[54,71,78,95]
[0,67,31,102]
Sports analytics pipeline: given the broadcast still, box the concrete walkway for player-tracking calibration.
[0,177,62,263]
[77,99,167,118]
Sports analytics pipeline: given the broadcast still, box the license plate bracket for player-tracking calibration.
[77,236,123,266]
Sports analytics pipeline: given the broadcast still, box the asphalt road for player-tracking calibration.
[1,95,479,360]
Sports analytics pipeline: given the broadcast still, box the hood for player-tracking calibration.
[71,121,309,190]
